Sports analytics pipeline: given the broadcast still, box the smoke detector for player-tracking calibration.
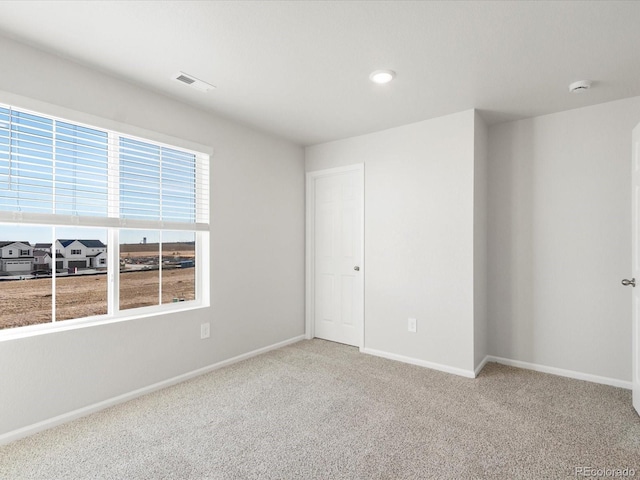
[172,72,216,92]
[569,80,592,93]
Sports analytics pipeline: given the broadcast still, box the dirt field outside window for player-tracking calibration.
[0,266,195,330]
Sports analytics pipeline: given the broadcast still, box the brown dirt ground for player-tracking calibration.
[0,267,195,330]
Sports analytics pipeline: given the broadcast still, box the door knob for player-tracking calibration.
[354,266,360,271]
[622,278,636,287]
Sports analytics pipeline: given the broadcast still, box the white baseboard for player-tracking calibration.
[484,355,632,390]
[361,347,476,379]
[360,349,632,389]
[0,334,306,446]
[474,355,490,377]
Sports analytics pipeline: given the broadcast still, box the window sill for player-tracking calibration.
[0,301,209,342]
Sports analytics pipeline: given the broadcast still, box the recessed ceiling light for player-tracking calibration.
[569,80,592,93]
[369,70,396,84]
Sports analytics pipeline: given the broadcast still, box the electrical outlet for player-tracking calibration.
[200,322,210,339]
[408,317,417,333]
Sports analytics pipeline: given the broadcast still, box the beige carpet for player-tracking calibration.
[1,339,639,479]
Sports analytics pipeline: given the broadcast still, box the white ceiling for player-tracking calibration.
[0,1,639,146]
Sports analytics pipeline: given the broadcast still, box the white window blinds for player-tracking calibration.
[119,138,199,222]
[0,105,209,228]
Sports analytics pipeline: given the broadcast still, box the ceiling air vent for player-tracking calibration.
[172,72,216,92]
[176,74,195,85]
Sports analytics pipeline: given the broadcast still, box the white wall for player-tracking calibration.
[306,110,478,374]
[473,112,488,369]
[488,96,640,382]
[0,36,305,436]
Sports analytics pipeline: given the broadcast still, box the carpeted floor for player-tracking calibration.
[1,339,639,479]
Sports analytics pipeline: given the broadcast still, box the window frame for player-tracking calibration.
[0,97,211,340]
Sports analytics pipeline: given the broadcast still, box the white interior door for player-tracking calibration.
[632,124,640,416]
[308,166,363,347]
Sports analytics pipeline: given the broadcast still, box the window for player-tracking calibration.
[0,104,210,332]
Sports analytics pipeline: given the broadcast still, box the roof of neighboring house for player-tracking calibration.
[56,253,64,258]
[0,241,31,248]
[58,239,107,248]
[33,251,51,258]
[35,243,52,249]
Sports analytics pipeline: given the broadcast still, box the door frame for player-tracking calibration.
[632,123,640,415]
[305,164,365,348]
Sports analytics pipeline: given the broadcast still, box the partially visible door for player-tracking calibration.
[308,165,363,347]
[632,124,640,416]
